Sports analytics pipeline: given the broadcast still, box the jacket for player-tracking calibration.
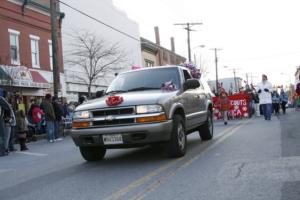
[257,81,273,104]
[280,93,288,103]
[32,106,44,124]
[16,111,28,133]
[218,96,230,111]
[52,101,63,121]
[41,100,55,121]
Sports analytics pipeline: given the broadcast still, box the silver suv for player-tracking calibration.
[71,66,214,161]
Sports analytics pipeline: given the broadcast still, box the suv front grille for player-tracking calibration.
[93,118,135,126]
[91,107,135,127]
[92,107,134,117]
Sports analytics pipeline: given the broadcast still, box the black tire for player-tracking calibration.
[79,146,106,161]
[167,115,187,158]
[199,110,214,140]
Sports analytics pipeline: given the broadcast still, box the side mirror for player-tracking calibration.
[183,79,200,90]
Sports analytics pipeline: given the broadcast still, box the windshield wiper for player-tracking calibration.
[105,90,128,95]
[127,87,160,92]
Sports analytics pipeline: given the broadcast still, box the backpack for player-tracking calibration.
[32,107,43,124]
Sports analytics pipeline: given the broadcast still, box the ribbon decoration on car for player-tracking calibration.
[106,95,124,106]
[161,81,177,92]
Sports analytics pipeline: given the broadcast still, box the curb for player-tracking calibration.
[28,129,72,142]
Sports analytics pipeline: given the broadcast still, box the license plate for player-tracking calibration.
[102,134,123,145]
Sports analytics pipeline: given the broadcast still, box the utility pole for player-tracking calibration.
[174,22,202,62]
[210,48,222,95]
[50,0,60,97]
[233,69,238,92]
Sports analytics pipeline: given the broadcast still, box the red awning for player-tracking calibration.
[29,70,50,88]
[30,71,48,84]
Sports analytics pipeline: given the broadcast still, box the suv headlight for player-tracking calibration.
[73,111,90,119]
[136,105,163,114]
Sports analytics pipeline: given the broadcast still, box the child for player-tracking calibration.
[16,110,29,151]
[219,91,230,125]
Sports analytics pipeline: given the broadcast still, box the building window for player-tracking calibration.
[48,40,53,70]
[8,29,20,65]
[145,59,154,67]
[30,35,40,68]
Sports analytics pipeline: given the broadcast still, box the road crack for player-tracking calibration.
[235,162,246,179]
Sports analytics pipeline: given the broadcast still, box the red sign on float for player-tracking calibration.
[213,93,250,120]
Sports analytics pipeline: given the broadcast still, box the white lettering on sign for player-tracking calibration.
[230,99,246,106]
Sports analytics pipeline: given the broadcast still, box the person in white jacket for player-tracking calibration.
[257,74,273,120]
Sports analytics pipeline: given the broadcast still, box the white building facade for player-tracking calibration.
[61,0,142,102]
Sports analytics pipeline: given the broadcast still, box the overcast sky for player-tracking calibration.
[113,0,300,86]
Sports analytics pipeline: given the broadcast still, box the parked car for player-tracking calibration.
[71,66,214,161]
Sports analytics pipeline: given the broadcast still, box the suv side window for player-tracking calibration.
[183,70,192,81]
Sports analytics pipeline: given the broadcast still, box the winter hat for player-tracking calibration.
[45,93,52,100]
[262,74,268,79]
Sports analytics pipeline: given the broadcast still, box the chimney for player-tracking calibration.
[154,26,160,45]
[170,37,175,52]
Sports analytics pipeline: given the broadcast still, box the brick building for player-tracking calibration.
[0,0,65,111]
[141,27,186,67]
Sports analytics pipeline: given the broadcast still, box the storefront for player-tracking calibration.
[0,65,50,112]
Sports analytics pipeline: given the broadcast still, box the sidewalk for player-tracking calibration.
[29,129,72,142]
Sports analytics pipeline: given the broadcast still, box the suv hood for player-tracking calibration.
[76,90,179,111]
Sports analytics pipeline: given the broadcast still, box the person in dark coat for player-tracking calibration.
[52,96,63,140]
[40,94,56,143]
[0,95,11,156]
[1,94,16,155]
[15,110,29,151]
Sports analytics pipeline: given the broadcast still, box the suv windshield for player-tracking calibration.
[106,67,180,93]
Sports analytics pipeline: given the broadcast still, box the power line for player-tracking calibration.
[58,0,140,42]
[223,51,300,62]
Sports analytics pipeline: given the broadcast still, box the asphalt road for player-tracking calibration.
[0,110,299,200]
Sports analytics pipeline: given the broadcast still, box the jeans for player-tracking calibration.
[254,103,260,117]
[46,121,55,141]
[4,125,11,150]
[262,103,272,120]
[281,102,287,114]
[54,121,60,139]
[222,110,228,122]
[8,126,16,150]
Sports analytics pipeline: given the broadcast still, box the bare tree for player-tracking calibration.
[65,31,127,98]
[1,65,17,88]
[198,55,210,78]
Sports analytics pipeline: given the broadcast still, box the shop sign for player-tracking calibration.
[12,79,50,88]
[0,65,50,88]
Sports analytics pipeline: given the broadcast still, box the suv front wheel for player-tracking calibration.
[167,115,187,158]
[199,110,213,140]
[79,146,106,161]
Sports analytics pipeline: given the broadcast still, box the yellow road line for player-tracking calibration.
[129,120,248,200]
[102,158,182,200]
[103,120,246,200]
